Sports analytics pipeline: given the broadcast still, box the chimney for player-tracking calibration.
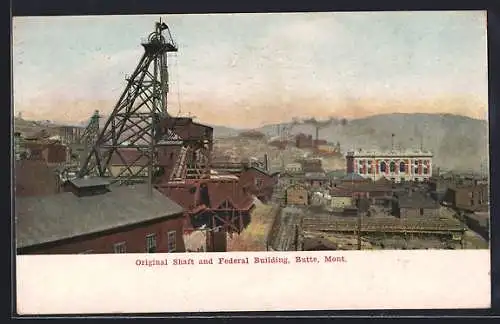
[264,154,269,171]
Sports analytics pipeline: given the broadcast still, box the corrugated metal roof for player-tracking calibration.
[16,183,184,249]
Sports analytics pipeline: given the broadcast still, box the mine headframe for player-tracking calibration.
[77,20,179,185]
[78,110,101,150]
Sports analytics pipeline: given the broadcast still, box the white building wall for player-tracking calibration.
[348,150,433,183]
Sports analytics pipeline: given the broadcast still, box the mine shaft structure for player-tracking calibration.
[78,21,200,187]
[77,110,101,160]
[57,110,101,183]
[74,21,251,240]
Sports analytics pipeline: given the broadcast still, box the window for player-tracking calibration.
[113,242,127,253]
[389,162,396,173]
[380,162,387,173]
[423,167,429,175]
[254,178,264,187]
[167,231,177,252]
[399,162,406,172]
[414,167,419,174]
[146,234,157,253]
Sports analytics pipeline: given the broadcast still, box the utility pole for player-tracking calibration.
[357,199,363,250]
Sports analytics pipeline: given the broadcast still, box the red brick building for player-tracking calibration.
[16,181,186,254]
[156,177,255,233]
[295,133,314,148]
[15,160,60,197]
[42,143,67,164]
[22,142,67,164]
[443,183,489,212]
[238,166,278,202]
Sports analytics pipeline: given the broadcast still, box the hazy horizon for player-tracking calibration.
[12,11,488,128]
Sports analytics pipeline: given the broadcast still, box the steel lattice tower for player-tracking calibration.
[78,21,178,187]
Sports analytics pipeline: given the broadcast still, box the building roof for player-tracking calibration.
[397,191,439,209]
[346,149,433,158]
[302,237,338,251]
[245,166,273,177]
[325,170,346,178]
[155,178,254,212]
[285,183,308,191]
[341,173,366,181]
[69,177,111,188]
[304,172,329,180]
[16,183,184,249]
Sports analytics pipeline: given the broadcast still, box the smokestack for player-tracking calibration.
[264,154,269,171]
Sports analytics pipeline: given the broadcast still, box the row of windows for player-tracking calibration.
[358,162,429,174]
[80,231,177,254]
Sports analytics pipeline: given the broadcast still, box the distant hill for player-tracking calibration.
[251,113,489,173]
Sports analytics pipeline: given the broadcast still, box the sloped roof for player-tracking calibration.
[156,179,255,212]
[16,183,184,249]
[341,173,366,181]
[397,191,439,209]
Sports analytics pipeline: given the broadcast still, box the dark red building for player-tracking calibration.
[15,160,59,197]
[238,166,278,202]
[42,143,67,164]
[156,117,214,181]
[295,133,314,148]
[156,177,254,234]
[16,181,186,254]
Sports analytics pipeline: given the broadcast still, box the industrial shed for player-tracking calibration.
[16,182,186,254]
[392,191,440,219]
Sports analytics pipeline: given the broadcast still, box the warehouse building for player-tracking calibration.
[16,179,185,254]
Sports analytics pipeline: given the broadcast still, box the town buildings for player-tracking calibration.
[443,183,489,212]
[238,166,278,203]
[285,184,309,206]
[392,191,440,218]
[16,181,185,254]
[346,149,433,183]
[15,160,60,197]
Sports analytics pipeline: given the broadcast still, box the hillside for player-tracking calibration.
[251,113,489,173]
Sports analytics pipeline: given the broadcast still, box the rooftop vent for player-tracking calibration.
[68,177,111,197]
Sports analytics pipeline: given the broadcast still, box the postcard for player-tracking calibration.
[13,11,490,315]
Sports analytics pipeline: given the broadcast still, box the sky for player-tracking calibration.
[12,11,488,128]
